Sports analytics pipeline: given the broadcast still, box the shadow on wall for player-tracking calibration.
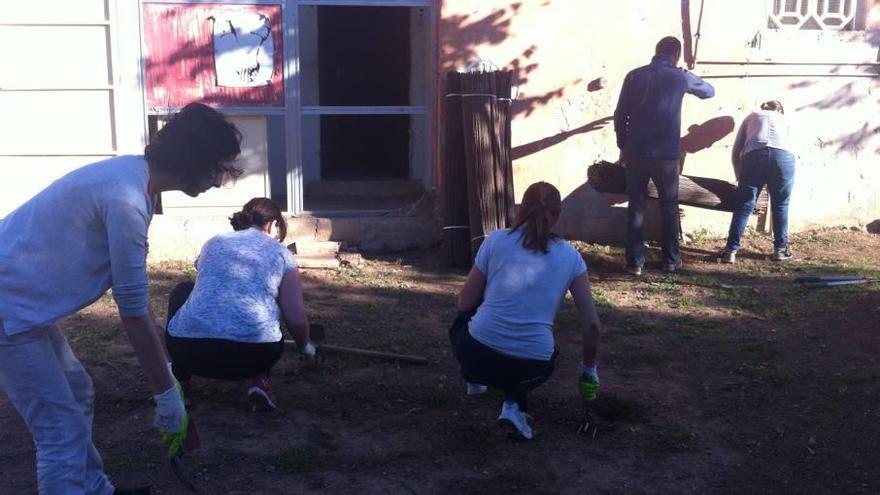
[867,219,880,234]
[440,2,583,119]
[553,115,735,243]
[680,116,735,155]
[679,115,735,172]
[556,182,662,243]
[511,116,613,160]
[789,28,880,155]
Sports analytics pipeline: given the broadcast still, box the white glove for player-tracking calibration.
[580,363,600,385]
[153,383,186,433]
[300,342,317,356]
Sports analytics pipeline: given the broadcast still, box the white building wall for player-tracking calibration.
[0,0,147,217]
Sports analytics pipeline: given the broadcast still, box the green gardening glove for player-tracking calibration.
[579,364,599,402]
[161,409,190,458]
[154,381,189,458]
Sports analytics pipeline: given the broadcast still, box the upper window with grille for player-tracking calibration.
[768,0,868,30]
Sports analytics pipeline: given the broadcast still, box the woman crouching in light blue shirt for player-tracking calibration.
[166,198,315,412]
[449,182,602,440]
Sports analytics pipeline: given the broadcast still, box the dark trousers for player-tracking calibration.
[625,157,681,267]
[165,281,284,381]
[448,312,556,412]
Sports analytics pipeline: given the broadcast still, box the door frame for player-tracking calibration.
[130,0,437,215]
[286,0,437,215]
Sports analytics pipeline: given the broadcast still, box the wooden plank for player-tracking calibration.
[587,160,769,214]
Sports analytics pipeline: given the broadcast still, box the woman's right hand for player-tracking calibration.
[579,364,599,401]
[154,382,188,456]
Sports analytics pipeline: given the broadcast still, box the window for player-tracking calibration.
[768,0,867,30]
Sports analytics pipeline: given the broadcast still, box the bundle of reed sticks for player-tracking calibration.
[442,70,515,267]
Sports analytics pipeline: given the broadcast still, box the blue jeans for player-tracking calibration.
[0,321,114,495]
[625,157,681,267]
[725,147,795,251]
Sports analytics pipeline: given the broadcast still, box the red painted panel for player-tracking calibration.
[143,2,284,110]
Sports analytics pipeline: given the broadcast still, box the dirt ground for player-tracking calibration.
[1,228,879,494]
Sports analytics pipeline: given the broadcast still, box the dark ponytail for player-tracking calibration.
[508,182,562,253]
[229,197,287,242]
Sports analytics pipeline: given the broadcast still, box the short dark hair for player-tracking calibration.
[145,102,243,191]
[508,182,562,254]
[230,197,287,242]
[655,36,682,58]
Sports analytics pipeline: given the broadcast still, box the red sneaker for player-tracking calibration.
[247,374,277,412]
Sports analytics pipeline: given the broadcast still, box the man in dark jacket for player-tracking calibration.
[614,36,715,275]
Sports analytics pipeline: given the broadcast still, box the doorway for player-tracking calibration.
[289,2,433,214]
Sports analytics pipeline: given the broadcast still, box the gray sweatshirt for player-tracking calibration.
[732,110,794,163]
[0,156,153,335]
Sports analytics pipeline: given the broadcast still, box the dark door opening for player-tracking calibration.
[316,6,410,180]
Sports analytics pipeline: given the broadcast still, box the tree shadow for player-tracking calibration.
[511,116,612,160]
[790,28,880,155]
[440,2,582,119]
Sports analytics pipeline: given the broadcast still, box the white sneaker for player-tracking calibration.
[466,382,488,395]
[497,400,533,440]
[720,249,736,264]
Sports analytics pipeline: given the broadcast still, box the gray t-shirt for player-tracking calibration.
[0,155,153,335]
[168,227,297,343]
[468,228,587,361]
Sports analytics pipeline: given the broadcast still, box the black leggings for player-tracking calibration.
[165,281,284,381]
[448,312,556,412]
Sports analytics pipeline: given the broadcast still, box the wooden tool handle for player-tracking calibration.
[284,339,428,365]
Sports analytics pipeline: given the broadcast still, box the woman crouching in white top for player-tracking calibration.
[166,198,315,412]
[449,182,602,440]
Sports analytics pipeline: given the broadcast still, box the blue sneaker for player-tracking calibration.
[497,401,533,440]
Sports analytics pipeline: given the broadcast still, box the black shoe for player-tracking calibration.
[625,264,643,276]
[663,259,683,273]
[114,487,151,495]
[771,248,792,261]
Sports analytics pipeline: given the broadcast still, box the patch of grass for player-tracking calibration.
[335,265,367,283]
[592,288,612,309]
[745,364,808,387]
[555,307,580,327]
[838,368,876,385]
[629,351,668,366]
[685,228,717,244]
[618,317,661,336]
[741,339,776,360]
[653,425,695,453]
[594,394,648,423]
[276,443,318,474]
[666,295,697,309]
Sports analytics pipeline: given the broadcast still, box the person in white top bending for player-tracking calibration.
[165,198,315,412]
[722,100,796,263]
[0,103,242,495]
[449,182,602,440]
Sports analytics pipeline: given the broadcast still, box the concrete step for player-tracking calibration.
[286,214,441,253]
[288,240,341,255]
[293,252,340,269]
